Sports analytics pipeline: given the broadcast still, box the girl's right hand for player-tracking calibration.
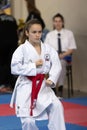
[35,59,43,67]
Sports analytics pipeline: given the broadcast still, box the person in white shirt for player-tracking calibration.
[45,13,77,97]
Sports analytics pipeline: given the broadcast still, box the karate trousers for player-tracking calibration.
[58,59,67,86]
[20,97,66,130]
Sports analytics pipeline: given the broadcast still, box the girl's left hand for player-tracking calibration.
[46,80,53,86]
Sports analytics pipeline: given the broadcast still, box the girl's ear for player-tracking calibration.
[25,30,29,37]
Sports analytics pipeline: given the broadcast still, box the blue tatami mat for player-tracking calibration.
[63,97,87,106]
[0,116,49,130]
[66,123,87,130]
[0,94,12,104]
[0,116,22,130]
[0,115,87,130]
[36,120,49,130]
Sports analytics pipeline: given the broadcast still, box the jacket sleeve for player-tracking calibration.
[11,45,37,76]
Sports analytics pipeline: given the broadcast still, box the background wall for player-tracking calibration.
[12,0,87,92]
[12,0,27,22]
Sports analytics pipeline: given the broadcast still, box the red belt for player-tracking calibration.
[27,74,45,116]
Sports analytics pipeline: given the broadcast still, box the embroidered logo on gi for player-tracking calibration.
[44,54,50,61]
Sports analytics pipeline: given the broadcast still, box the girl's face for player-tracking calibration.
[26,24,42,44]
[53,17,64,31]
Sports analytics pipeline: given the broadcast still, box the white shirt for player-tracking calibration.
[44,29,77,52]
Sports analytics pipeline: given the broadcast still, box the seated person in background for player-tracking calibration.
[45,13,77,97]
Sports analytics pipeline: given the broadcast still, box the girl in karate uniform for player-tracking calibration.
[10,19,66,130]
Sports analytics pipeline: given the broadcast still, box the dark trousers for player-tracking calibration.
[0,64,17,88]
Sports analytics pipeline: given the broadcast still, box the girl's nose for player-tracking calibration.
[36,32,40,37]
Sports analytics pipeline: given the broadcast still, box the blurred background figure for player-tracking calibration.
[0,0,18,93]
[24,0,45,29]
[0,0,11,15]
[17,18,25,45]
[24,0,49,42]
[45,13,77,97]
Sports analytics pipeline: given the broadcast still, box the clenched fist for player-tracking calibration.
[46,80,53,86]
[35,59,43,67]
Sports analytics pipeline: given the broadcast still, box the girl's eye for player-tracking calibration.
[39,31,42,33]
[32,31,37,33]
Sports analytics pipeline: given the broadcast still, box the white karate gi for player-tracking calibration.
[45,29,77,86]
[10,40,66,130]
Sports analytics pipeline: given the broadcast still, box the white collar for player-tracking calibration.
[54,28,64,35]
